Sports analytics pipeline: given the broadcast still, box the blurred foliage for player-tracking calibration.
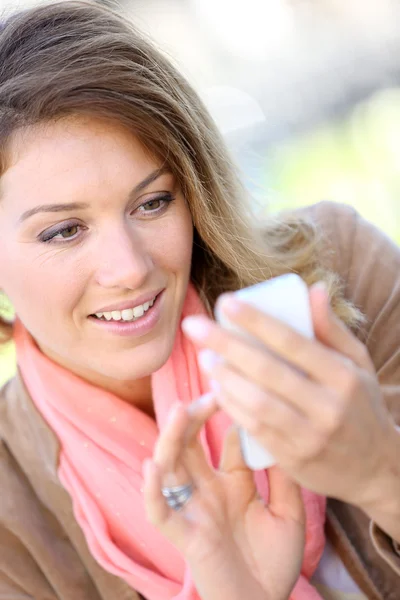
[0,344,15,387]
[265,89,400,245]
[0,295,15,387]
[1,89,400,388]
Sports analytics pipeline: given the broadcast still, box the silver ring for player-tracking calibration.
[161,483,194,511]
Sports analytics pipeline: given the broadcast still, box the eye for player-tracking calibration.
[142,198,163,211]
[137,193,175,215]
[39,222,83,243]
[59,225,79,238]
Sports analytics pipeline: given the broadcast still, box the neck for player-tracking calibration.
[92,374,155,419]
[68,366,155,417]
[39,341,155,418]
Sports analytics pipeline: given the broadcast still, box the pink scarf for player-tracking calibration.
[14,283,325,600]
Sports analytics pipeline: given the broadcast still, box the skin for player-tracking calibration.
[0,114,308,599]
[0,116,194,411]
[0,113,307,599]
[2,113,398,598]
[144,396,306,600]
[180,285,400,545]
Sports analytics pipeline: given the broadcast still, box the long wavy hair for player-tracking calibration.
[0,0,363,345]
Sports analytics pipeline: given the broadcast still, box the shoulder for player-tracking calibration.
[291,201,400,310]
[0,379,56,598]
[294,202,400,418]
[0,377,50,538]
[0,377,32,523]
[292,200,400,278]
[0,377,17,482]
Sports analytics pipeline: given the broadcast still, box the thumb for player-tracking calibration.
[309,282,373,371]
[267,466,305,526]
[219,426,256,487]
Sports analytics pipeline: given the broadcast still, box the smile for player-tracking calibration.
[88,291,165,338]
[92,297,157,322]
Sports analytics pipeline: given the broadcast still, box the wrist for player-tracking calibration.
[189,560,266,600]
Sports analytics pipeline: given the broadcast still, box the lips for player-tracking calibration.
[90,289,164,317]
[92,296,156,322]
[88,289,165,338]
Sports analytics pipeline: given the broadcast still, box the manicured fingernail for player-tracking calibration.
[218,293,241,315]
[190,392,214,410]
[167,403,182,423]
[188,392,217,416]
[182,316,211,341]
[198,349,221,373]
[312,281,328,293]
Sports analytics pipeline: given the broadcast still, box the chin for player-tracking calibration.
[103,356,169,382]
[95,334,175,382]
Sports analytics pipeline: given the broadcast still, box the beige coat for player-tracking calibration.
[0,201,400,600]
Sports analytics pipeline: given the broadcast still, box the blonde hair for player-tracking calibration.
[0,0,363,344]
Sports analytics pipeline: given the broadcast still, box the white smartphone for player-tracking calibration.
[214,273,314,470]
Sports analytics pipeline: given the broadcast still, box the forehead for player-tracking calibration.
[0,116,162,212]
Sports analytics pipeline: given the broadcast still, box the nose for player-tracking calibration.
[95,224,153,290]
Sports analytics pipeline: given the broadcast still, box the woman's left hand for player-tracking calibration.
[181,283,398,512]
[143,395,305,600]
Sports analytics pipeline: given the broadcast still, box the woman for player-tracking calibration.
[0,2,399,599]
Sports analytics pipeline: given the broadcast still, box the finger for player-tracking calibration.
[200,355,314,426]
[219,425,249,472]
[153,403,191,487]
[267,466,305,526]
[156,399,216,489]
[215,387,267,433]
[186,392,219,441]
[182,309,349,391]
[215,387,298,459]
[219,426,257,492]
[143,459,189,542]
[198,344,320,412]
[185,393,218,485]
[143,458,170,525]
[153,403,186,467]
[309,282,374,372]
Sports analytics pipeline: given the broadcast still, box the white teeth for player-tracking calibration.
[121,308,134,321]
[94,296,157,322]
[133,305,144,318]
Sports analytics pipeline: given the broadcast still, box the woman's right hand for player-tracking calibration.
[143,395,306,600]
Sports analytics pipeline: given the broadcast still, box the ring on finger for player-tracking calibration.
[161,483,194,511]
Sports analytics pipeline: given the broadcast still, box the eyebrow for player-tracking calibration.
[18,166,170,223]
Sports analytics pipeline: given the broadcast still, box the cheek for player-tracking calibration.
[1,245,86,333]
[149,211,193,274]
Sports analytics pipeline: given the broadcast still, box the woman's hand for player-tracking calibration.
[143,395,305,600]
[181,283,399,512]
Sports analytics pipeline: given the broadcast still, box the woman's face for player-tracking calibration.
[0,116,194,387]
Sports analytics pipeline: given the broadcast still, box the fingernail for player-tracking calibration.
[182,316,211,341]
[188,392,216,415]
[218,293,241,315]
[167,403,182,423]
[190,392,214,410]
[312,281,328,293]
[198,349,221,373]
